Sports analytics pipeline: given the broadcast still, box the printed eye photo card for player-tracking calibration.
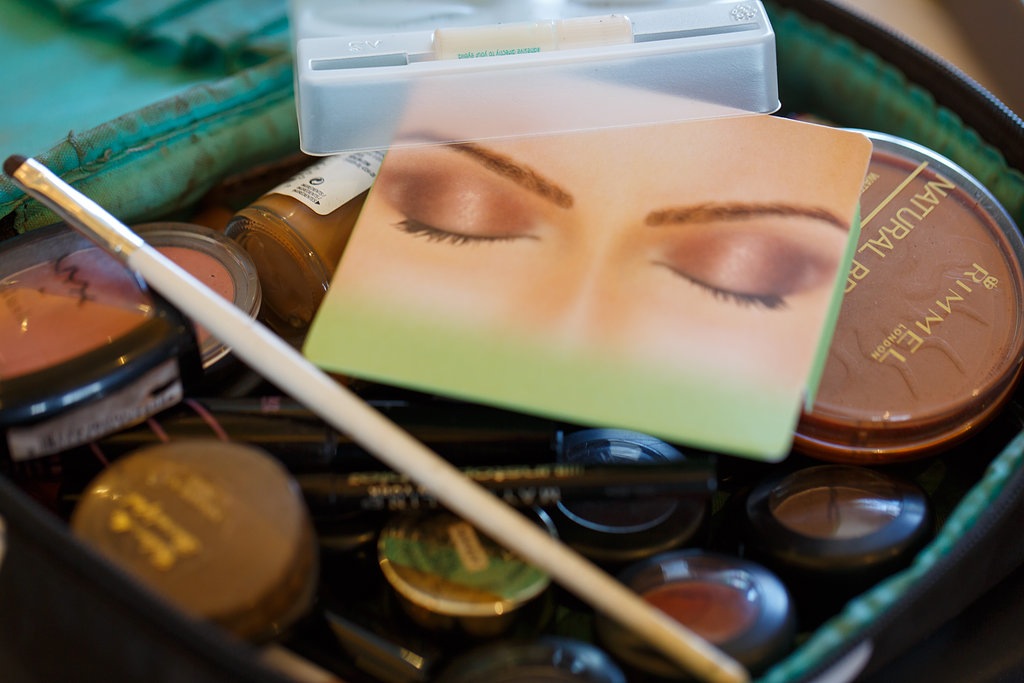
[304,114,872,460]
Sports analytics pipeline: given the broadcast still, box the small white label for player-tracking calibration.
[6,359,184,461]
[269,151,384,216]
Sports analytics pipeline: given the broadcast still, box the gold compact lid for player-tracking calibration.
[377,508,551,619]
[70,439,317,643]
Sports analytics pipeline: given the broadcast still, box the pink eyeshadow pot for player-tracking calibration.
[795,130,1024,463]
[135,223,261,370]
[0,223,202,461]
[594,550,795,678]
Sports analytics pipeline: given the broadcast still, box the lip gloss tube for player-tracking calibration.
[432,15,633,60]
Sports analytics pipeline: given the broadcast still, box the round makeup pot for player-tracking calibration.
[547,429,708,567]
[742,464,932,623]
[595,550,795,679]
[0,223,202,461]
[135,222,261,370]
[437,637,626,683]
[795,130,1024,463]
[377,507,556,638]
[70,439,318,643]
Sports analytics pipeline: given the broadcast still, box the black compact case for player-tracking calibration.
[2,1,1024,682]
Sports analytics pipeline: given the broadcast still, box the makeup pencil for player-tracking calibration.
[297,461,716,512]
[5,155,749,683]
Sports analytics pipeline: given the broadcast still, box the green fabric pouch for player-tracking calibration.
[1,1,1024,682]
[0,0,296,237]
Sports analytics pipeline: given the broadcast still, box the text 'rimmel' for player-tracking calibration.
[871,263,999,365]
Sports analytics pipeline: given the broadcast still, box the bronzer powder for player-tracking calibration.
[796,131,1024,462]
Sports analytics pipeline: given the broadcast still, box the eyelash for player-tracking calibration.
[393,218,534,245]
[390,221,788,310]
[655,263,787,311]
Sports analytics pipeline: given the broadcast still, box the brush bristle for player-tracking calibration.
[3,155,28,177]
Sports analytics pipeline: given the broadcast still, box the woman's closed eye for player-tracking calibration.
[662,271,788,310]
[394,217,540,245]
[376,146,555,246]
[651,225,842,311]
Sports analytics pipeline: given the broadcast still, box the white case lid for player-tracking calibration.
[291,0,780,154]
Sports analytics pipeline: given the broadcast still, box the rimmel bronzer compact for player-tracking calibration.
[796,131,1024,463]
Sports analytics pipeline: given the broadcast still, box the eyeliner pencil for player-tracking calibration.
[5,155,749,683]
[81,396,564,471]
[297,461,716,512]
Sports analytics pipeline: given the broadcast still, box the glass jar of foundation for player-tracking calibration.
[225,151,383,342]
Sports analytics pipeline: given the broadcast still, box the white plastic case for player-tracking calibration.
[291,0,780,154]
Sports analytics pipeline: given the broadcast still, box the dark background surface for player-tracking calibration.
[863,562,1024,682]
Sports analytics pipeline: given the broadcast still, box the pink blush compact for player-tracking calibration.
[0,223,202,461]
[136,222,261,370]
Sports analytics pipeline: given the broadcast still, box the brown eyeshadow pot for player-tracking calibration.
[795,130,1024,463]
[69,440,318,643]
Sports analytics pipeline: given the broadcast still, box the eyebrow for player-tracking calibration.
[395,131,575,209]
[646,203,849,230]
[448,142,575,209]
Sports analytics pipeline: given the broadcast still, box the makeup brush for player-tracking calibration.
[4,155,749,683]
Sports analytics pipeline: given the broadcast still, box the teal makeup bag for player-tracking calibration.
[1,1,1023,682]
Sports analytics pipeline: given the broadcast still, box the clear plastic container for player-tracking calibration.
[291,0,780,154]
